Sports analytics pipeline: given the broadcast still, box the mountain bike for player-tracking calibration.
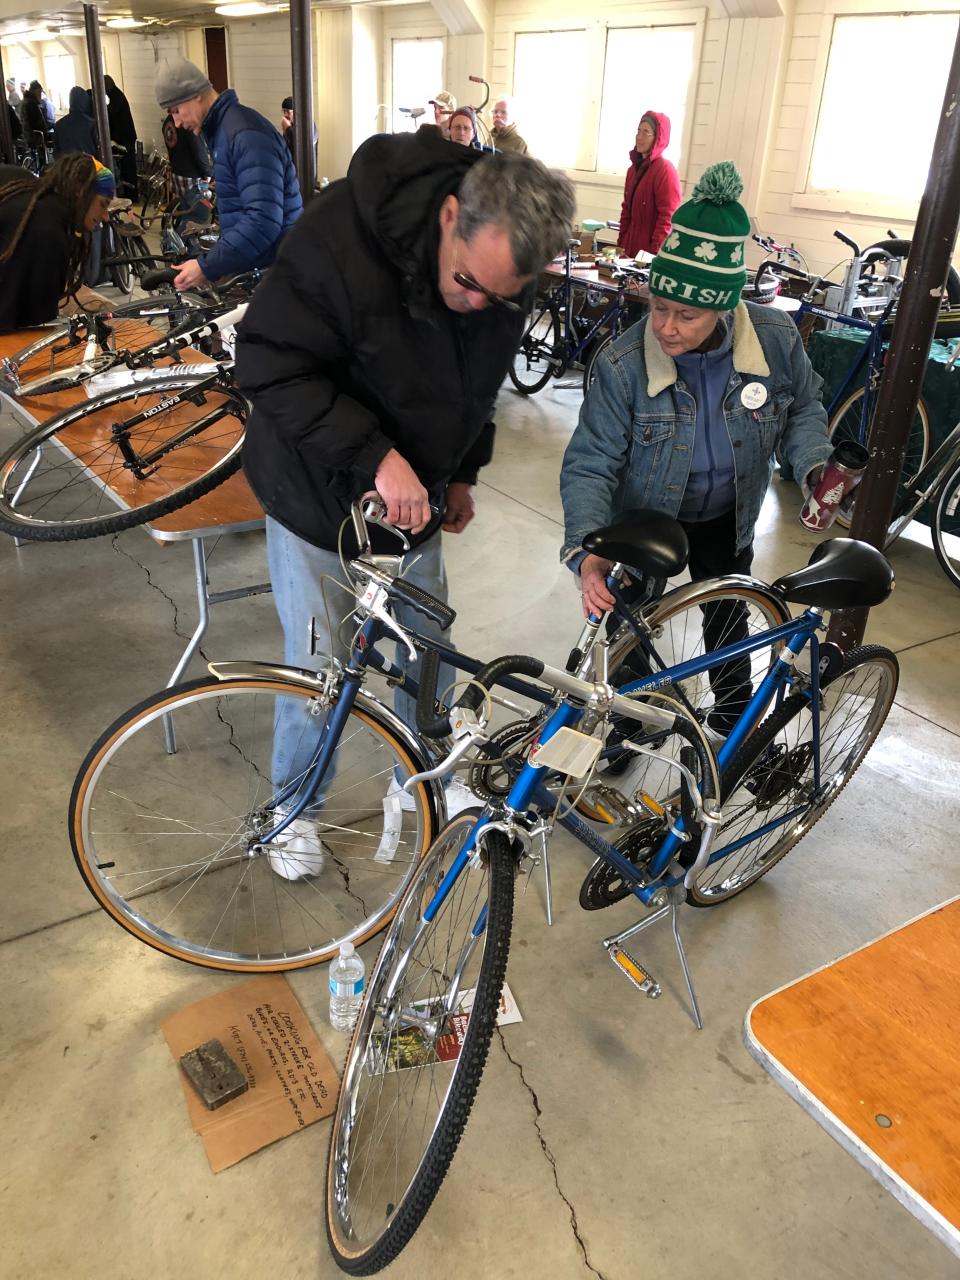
[324,522,897,1273]
[509,240,646,396]
[65,498,821,973]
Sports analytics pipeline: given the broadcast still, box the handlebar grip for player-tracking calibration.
[140,267,178,290]
[389,578,456,632]
[459,655,545,713]
[416,648,452,739]
[833,229,860,256]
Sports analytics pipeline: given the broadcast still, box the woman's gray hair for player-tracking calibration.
[457,153,576,276]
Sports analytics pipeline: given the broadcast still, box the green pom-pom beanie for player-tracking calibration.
[648,160,751,311]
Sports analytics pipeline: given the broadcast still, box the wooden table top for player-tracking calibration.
[0,307,263,542]
[745,896,960,1257]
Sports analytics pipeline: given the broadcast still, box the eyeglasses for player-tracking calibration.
[452,240,524,312]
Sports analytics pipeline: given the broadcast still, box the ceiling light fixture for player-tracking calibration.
[213,2,282,16]
[105,16,148,28]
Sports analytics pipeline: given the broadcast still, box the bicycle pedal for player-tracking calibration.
[604,943,661,999]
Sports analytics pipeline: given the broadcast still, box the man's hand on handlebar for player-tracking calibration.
[579,553,617,618]
[173,258,208,291]
[374,448,433,534]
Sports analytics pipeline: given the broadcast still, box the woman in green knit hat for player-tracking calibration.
[560,161,833,737]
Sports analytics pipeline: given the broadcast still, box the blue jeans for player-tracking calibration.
[266,517,456,804]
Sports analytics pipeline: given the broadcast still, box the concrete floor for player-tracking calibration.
[1,351,959,1280]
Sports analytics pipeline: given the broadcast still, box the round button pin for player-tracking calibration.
[741,382,768,410]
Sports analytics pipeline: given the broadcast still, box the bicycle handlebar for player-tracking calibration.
[141,267,179,290]
[834,229,861,257]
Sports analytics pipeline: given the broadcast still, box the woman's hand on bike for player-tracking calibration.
[441,482,476,533]
[579,553,617,618]
[374,449,432,533]
[173,258,207,291]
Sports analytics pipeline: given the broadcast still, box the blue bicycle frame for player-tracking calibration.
[420,607,826,922]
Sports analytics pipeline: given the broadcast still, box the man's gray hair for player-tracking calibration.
[457,153,576,276]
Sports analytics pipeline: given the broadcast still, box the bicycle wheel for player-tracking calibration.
[508,300,560,394]
[0,373,245,540]
[326,817,513,1274]
[932,457,960,591]
[70,677,439,970]
[828,389,930,530]
[0,302,196,398]
[599,581,790,811]
[687,645,898,906]
[582,329,615,396]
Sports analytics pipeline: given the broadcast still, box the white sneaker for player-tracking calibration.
[444,776,482,819]
[388,776,481,819]
[267,815,327,881]
[386,776,416,812]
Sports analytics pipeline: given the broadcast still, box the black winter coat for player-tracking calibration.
[235,130,527,552]
[0,167,71,332]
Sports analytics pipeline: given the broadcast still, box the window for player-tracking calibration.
[596,26,696,174]
[513,31,591,170]
[390,37,444,135]
[42,51,76,115]
[806,12,959,206]
[512,21,698,175]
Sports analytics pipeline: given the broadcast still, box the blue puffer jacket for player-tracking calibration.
[199,89,302,280]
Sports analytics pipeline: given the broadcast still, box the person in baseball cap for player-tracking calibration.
[429,91,456,137]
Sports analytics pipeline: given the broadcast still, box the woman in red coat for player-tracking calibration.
[618,110,682,257]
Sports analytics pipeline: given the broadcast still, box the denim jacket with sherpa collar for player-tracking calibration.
[560,300,833,562]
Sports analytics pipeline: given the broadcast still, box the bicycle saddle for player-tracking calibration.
[582,509,689,577]
[773,538,894,609]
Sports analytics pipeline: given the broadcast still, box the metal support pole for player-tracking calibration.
[289,0,316,203]
[0,45,15,164]
[82,3,113,169]
[829,26,960,649]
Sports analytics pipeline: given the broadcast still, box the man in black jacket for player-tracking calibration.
[235,132,573,871]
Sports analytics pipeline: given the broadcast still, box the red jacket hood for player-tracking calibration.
[629,110,671,166]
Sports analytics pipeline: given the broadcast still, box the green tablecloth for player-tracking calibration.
[805,327,960,525]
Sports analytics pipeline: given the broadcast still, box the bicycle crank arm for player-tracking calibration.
[603,941,661,999]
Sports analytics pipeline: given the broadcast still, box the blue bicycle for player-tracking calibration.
[325,518,898,1273]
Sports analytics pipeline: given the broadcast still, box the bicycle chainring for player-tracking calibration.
[468,719,541,801]
[578,817,663,911]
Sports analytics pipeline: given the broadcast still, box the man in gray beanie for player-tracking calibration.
[154,56,301,289]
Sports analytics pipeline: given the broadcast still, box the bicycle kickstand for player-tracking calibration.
[601,885,703,1030]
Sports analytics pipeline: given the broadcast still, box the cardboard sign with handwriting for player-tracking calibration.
[161,974,339,1172]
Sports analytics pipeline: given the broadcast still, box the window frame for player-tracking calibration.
[503,7,705,188]
[383,22,448,137]
[793,0,960,219]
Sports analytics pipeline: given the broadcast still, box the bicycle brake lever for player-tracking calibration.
[356,576,417,662]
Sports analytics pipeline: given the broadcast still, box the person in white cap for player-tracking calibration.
[429,91,455,138]
[154,55,301,290]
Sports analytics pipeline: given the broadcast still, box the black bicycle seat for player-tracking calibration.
[773,538,894,609]
[582,510,688,577]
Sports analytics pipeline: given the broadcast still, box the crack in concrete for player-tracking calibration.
[496,1029,611,1280]
[110,532,206,660]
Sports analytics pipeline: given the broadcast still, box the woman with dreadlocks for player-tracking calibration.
[0,152,114,332]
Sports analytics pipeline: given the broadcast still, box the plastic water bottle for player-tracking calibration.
[329,942,365,1031]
